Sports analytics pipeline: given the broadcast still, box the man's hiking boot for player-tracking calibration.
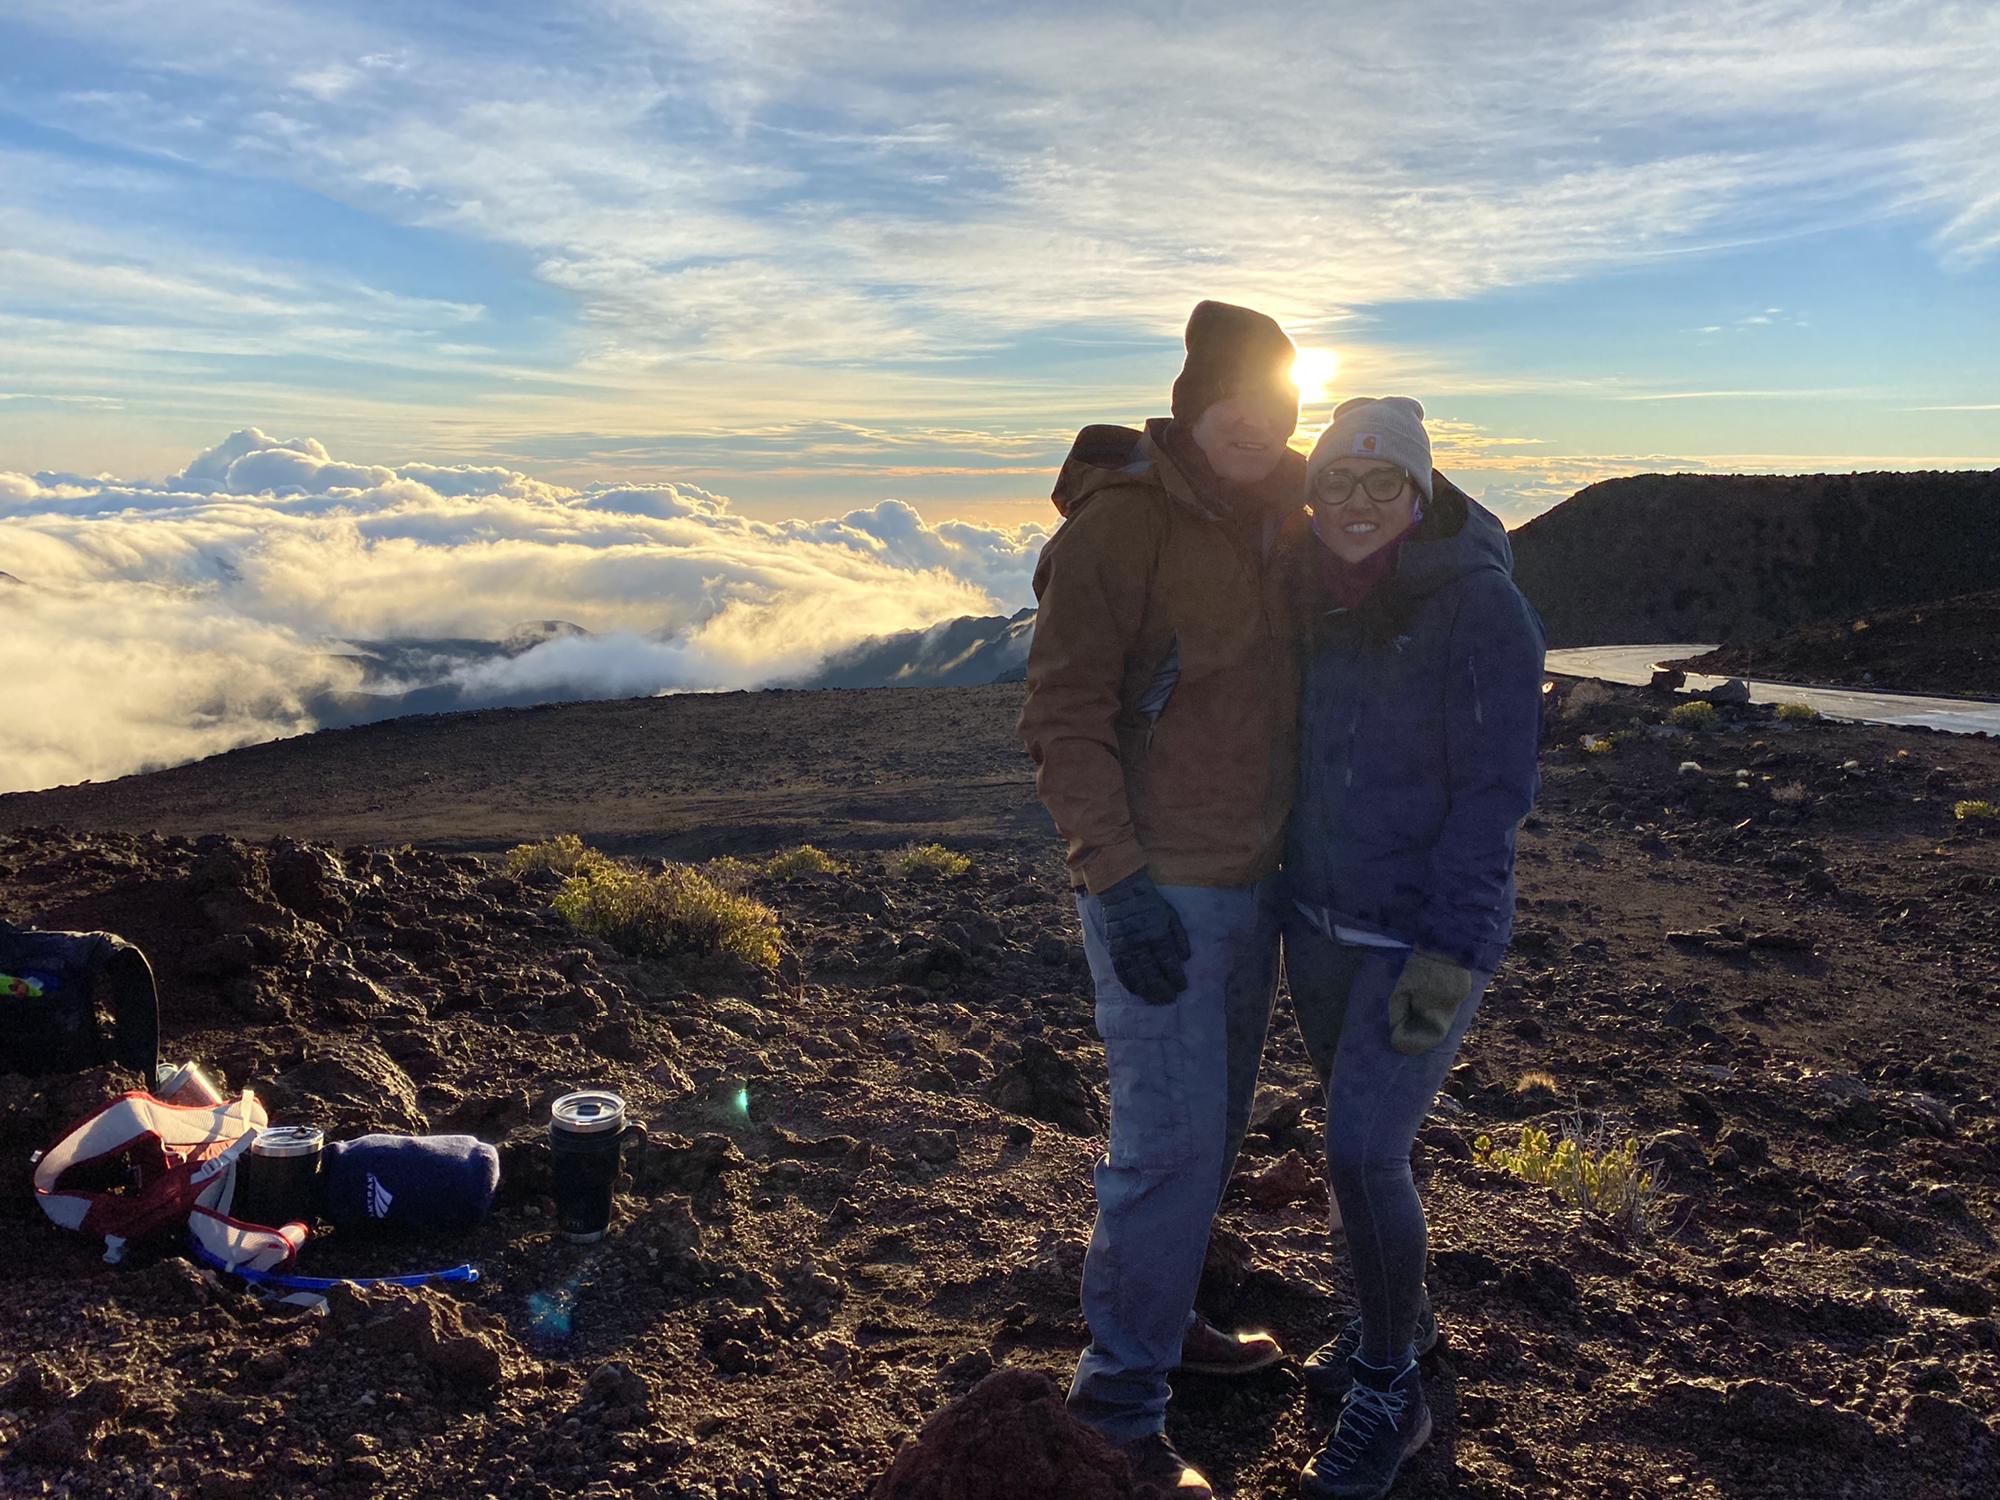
[1177,1313,1285,1376]
[1120,1432,1215,1497]
[1301,1296,1438,1398]
[1298,1355,1432,1500]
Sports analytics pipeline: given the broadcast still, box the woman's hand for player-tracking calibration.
[1387,949,1474,1054]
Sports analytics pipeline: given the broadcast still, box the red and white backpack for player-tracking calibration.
[32,1090,306,1273]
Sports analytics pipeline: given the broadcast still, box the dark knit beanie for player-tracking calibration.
[1170,300,1298,425]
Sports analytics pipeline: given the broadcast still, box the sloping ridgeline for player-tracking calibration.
[801,608,1036,689]
[1508,470,2000,647]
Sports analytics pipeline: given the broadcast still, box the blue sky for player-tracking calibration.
[3,0,1997,526]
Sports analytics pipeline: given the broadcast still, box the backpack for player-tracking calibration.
[33,1088,305,1272]
[0,924,161,1080]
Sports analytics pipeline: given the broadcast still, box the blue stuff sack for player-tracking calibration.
[321,1134,499,1236]
[0,923,160,1079]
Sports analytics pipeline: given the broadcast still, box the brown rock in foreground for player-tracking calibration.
[871,1367,1135,1500]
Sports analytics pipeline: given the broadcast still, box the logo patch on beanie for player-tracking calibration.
[1353,433,1380,455]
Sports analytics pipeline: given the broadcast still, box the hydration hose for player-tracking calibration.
[190,1237,480,1291]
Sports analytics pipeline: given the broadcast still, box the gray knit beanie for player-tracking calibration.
[1308,396,1434,502]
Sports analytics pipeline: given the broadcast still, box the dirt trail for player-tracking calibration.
[2,680,1997,1498]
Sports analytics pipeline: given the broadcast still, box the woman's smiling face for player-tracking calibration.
[1312,456,1418,563]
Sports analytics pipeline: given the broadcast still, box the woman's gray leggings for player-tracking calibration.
[1285,919,1489,1366]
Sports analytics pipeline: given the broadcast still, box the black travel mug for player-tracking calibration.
[549,1091,642,1243]
[235,1125,325,1226]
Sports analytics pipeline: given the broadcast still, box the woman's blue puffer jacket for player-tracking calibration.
[1286,477,1546,974]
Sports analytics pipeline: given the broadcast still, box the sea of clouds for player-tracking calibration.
[0,429,1047,795]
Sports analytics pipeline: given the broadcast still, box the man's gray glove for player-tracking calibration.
[1387,948,1475,1055]
[1097,870,1191,1005]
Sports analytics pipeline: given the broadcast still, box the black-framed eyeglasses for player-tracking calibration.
[1313,465,1410,507]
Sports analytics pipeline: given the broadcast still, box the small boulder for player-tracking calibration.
[1237,1150,1319,1209]
[870,1367,1136,1500]
[986,1038,1102,1135]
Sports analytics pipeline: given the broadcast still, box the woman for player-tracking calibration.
[1284,397,1545,1500]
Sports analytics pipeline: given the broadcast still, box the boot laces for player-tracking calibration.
[1325,1376,1407,1465]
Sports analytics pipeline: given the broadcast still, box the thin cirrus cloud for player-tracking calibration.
[0,428,1048,794]
[2,0,1997,496]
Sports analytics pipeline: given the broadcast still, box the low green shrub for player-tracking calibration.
[552,859,781,968]
[504,834,614,879]
[701,855,762,891]
[1474,1120,1664,1236]
[1668,701,1719,730]
[764,844,848,878]
[1775,701,1818,723]
[893,842,972,879]
[1955,799,1998,824]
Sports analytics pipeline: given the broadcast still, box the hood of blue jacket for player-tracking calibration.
[1388,474,1515,601]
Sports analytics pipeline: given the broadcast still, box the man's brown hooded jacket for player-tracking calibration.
[1018,419,1309,893]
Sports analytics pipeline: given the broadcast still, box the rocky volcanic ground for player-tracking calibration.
[1672,591,2000,701]
[2,680,1998,1499]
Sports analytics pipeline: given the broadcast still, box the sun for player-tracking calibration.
[1291,348,1340,404]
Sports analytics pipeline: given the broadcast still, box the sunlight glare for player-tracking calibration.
[1292,348,1340,404]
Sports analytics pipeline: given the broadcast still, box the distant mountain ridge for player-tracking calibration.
[1507,469,2000,648]
[799,608,1036,689]
[1670,588,2000,698]
[308,620,596,728]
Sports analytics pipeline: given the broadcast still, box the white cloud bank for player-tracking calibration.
[0,429,1047,794]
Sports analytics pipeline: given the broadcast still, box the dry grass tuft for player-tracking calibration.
[764,844,848,878]
[504,834,614,879]
[892,842,972,879]
[509,836,781,968]
[553,860,781,968]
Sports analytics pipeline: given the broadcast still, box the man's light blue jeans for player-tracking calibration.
[1066,879,1280,1444]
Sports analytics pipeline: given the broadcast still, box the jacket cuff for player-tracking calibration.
[1413,920,1486,973]
[1077,841,1148,896]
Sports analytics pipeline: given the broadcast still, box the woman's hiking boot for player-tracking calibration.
[1301,1294,1438,1398]
[1119,1432,1215,1496]
[1176,1313,1285,1376]
[1298,1355,1432,1500]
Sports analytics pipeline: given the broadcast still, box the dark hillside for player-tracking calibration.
[1672,589,2000,698]
[1509,469,2000,647]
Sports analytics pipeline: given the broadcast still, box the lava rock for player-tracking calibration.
[1236,1150,1319,1209]
[870,1367,1136,1499]
[985,1038,1102,1134]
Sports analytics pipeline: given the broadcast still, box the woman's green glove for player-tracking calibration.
[1387,949,1475,1055]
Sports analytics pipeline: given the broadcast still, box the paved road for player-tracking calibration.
[1544,645,2000,737]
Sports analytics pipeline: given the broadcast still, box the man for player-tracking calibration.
[1019,300,1309,1497]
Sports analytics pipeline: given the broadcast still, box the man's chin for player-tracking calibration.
[1218,460,1283,485]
